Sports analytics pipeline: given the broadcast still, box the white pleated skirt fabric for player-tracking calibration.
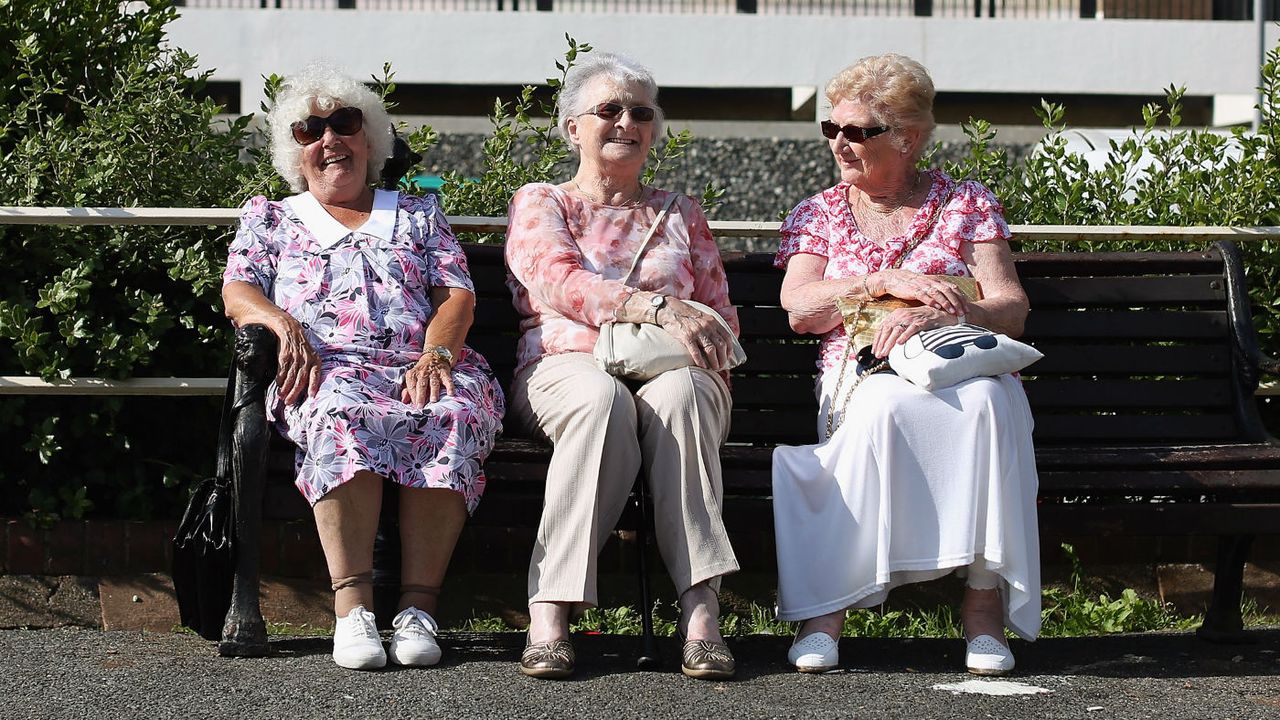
[772,370,1042,640]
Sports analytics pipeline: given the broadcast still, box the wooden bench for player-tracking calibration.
[216,239,1280,656]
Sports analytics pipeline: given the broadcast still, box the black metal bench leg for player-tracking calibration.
[634,472,661,670]
[1197,534,1256,644]
[219,325,274,657]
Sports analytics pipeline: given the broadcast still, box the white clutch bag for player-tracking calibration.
[887,323,1043,391]
[595,300,747,381]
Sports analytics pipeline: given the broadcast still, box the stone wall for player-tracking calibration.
[419,133,1035,233]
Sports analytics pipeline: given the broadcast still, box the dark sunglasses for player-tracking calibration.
[820,120,891,143]
[290,106,364,146]
[581,102,657,123]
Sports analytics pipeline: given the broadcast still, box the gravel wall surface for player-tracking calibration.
[419,133,1034,230]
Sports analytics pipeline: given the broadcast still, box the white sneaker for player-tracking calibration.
[787,631,839,673]
[965,634,1015,676]
[388,606,442,667]
[332,605,386,670]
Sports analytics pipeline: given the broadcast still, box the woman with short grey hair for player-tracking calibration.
[222,61,505,672]
[505,51,739,681]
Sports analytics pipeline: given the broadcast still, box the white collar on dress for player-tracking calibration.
[285,189,399,250]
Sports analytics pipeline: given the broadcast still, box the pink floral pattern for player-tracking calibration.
[505,183,739,373]
[775,171,1011,370]
[223,192,505,512]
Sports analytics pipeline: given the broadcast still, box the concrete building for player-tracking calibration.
[169,1,1278,127]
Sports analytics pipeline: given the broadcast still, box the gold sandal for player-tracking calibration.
[681,639,736,681]
[519,639,575,679]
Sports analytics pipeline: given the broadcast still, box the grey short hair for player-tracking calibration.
[556,52,665,154]
[825,53,936,160]
[267,61,394,193]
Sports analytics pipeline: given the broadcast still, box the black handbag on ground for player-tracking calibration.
[172,360,238,641]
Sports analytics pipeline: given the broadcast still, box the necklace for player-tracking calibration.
[852,171,923,216]
[572,179,647,207]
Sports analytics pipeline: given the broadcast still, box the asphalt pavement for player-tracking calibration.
[3,628,1279,719]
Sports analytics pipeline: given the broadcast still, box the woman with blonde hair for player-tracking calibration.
[772,53,1040,676]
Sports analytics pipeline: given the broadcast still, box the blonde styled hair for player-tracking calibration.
[267,61,394,193]
[556,52,665,155]
[825,53,936,159]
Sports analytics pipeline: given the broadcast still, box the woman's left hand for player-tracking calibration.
[871,306,963,359]
[402,355,456,408]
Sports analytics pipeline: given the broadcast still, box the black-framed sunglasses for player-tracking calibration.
[580,102,657,123]
[820,120,891,143]
[290,106,364,146]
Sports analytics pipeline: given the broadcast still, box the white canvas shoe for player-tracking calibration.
[787,632,839,673]
[332,605,386,670]
[388,606,443,667]
[965,634,1015,676]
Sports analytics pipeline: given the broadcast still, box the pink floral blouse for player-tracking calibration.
[775,171,1012,371]
[505,183,739,374]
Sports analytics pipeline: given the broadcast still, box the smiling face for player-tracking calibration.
[827,98,917,192]
[565,76,656,178]
[297,103,370,203]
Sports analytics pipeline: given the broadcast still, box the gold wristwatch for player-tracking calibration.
[426,345,455,367]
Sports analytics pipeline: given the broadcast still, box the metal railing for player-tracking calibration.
[1,206,1278,396]
[171,0,1280,19]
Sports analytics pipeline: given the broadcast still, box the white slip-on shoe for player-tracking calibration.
[965,634,1015,676]
[388,606,443,667]
[332,605,387,670]
[787,632,839,673]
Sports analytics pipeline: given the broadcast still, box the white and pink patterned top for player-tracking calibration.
[775,170,1011,371]
[505,183,739,374]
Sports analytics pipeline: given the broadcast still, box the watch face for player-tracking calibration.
[651,294,666,307]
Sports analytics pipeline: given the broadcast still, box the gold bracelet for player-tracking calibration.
[862,273,874,299]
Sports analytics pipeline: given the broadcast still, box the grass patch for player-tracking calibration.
[445,544,1275,638]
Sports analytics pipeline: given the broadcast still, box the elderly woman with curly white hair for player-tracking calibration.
[221,61,505,671]
[772,53,1040,676]
[504,51,741,681]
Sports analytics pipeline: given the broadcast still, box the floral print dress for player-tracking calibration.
[223,189,505,512]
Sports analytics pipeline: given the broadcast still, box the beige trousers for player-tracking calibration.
[509,352,740,605]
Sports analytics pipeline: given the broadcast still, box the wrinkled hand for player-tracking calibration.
[658,299,736,371]
[871,269,969,316]
[270,316,321,405]
[402,355,455,408]
[871,306,963,358]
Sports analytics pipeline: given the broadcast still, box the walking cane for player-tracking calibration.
[634,472,661,669]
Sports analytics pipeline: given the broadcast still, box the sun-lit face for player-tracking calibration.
[565,76,657,175]
[297,104,370,201]
[827,98,910,190]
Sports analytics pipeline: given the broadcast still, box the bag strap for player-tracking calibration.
[826,180,956,435]
[620,192,679,287]
[214,356,238,482]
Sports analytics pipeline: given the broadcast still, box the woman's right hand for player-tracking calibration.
[266,314,321,405]
[868,269,969,316]
[657,298,736,371]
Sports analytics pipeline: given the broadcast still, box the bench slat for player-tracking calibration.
[1023,344,1230,376]
[1024,310,1229,340]
[1033,414,1238,443]
[1022,379,1233,409]
[1022,275,1225,306]
[1012,250,1223,277]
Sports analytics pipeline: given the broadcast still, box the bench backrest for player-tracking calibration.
[463,241,1271,449]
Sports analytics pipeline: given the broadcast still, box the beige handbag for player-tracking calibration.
[590,194,747,381]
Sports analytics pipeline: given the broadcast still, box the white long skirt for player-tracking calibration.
[772,369,1041,640]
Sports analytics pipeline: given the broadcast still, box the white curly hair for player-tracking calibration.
[556,52,665,155]
[267,61,394,193]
